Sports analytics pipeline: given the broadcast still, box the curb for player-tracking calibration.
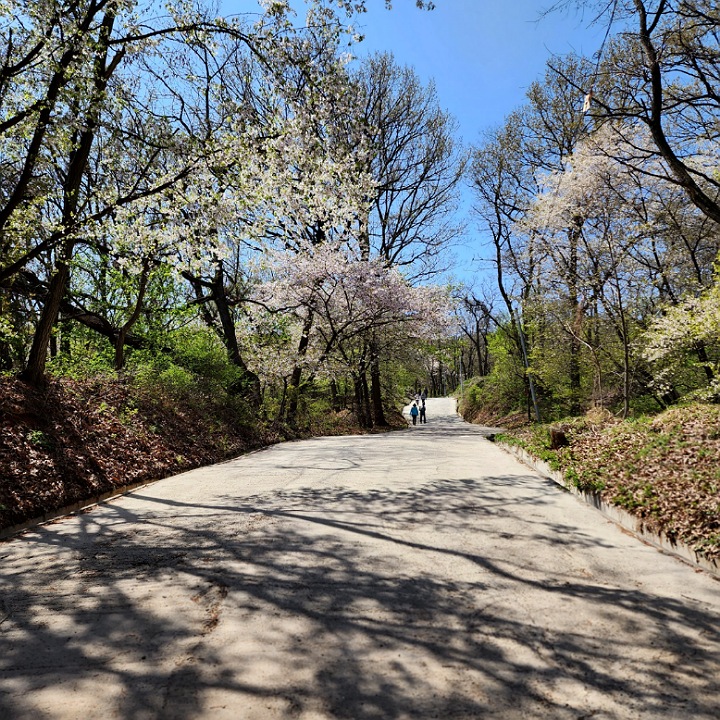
[497,442,720,580]
[0,479,156,542]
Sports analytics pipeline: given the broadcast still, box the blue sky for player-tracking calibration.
[223,1,604,142]
[353,1,604,144]
[351,1,606,284]
[221,1,606,284]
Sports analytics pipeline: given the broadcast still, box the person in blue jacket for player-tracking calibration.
[410,402,419,425]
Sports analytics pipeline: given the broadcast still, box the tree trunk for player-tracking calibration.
[568,217,583,416]
[492,224,541,421]
[0,336,12,371]
[353,350,373,429]
[209,268,262,408]
[20,8,121,387]
[695,341,715,383]
[369,336,388,427]
[353,373,371,428]
[20,245,72,386]
[114,258,151,371]
[287,312,314,425]
[330,379,340,411]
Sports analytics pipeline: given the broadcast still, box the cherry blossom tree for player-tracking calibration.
[0,0,453,434]
[254,240,453,426]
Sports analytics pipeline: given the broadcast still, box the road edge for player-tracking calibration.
[496,441,720,580]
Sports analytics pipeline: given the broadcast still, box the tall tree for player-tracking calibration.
[552,0,720,225]
[353,53,467,424]
[0,0,248,383]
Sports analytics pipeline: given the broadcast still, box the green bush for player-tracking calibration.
[165,326,240,390]
[47,343,115,379]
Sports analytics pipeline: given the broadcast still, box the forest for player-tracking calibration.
[1,1,720,537]
[0,0,462,431]
[459,0,720,424]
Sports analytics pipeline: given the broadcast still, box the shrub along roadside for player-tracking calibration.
[494,404,720,562]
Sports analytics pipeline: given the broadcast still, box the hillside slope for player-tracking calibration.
[0,376,400,532]
[495,405,720,562]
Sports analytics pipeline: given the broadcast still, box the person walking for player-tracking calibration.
[419,402,426,424]
[410,402,419,425]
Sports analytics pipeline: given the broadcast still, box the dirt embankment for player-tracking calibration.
[0,376,402,532]
[488,404,720,561]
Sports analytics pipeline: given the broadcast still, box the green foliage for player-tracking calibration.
[298,381,339,426]
[363,356,418,413]
[467,300,660,421]
[494,427,563,470]
[486,330,526,406]
[47,341,116,379]
[45,317,260,429]
[458,330,527,419]
[164,325,243,391]
[628,394,665,417]
[643,276,720,402]
[136,362,196,398]
[27,429,54,451]
[459,376,487,416]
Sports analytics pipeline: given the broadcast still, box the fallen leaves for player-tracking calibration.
[0,375,400,533]
[510,404,720,561]
[0,376,268,531]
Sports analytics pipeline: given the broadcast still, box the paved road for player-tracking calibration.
[1,398,719,719]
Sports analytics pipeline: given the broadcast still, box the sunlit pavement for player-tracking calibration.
[2,397,719,719]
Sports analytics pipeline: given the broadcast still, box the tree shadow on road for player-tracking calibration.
[2,474,719,719]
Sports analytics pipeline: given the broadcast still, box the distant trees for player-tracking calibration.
[349,53,466,424]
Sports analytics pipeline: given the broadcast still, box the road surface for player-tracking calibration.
[1,398,719,719]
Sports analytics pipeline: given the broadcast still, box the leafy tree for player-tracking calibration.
[471,114,544,420]
[0,0,457,436]
[351,53,466,422]
[257,242,452,425]
[0,0,253,383]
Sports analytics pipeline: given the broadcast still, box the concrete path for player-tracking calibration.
[1,398,719,719]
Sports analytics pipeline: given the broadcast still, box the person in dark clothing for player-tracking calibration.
[419,402,427,424]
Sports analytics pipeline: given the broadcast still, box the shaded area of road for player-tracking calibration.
[2,398,719,718]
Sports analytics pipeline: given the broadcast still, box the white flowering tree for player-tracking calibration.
[471,44,720,417]
[0,0,453,433]
[471,55,592,421]
[0,1,324,386]
[0,0,271,384]
[519,126,651,415]
[643,279,720,401]
[347,53,467,423]
[550,1,720,225]
[162,6,380,415]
